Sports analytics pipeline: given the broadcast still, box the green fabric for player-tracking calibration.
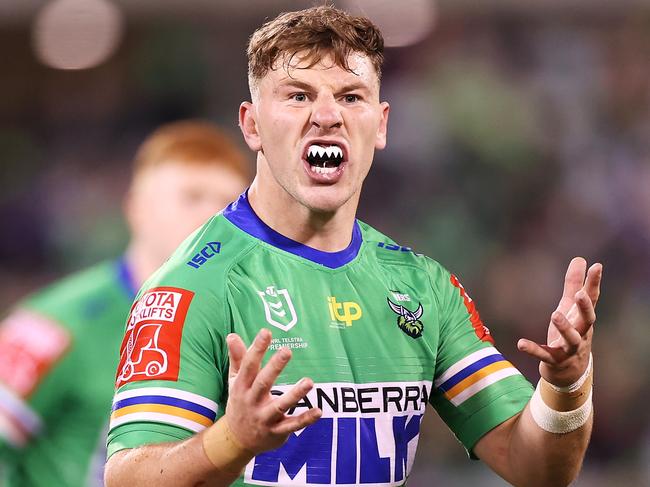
[107,214,532,486]
[0,261,133,487]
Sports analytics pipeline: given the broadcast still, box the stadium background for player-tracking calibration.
[1,0,649,485]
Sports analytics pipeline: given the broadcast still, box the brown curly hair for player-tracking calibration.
[247,5,384,93]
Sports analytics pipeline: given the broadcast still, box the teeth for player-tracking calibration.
[310,165,337,175]
[308,144,343,160]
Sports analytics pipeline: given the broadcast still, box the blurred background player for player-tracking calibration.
[0,120,251,487]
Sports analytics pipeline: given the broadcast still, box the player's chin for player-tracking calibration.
[299,184,355,214]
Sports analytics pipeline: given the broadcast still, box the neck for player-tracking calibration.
[123,241,164,289]
[247,179,359,253]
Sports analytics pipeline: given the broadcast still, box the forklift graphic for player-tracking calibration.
[118,323,168,382]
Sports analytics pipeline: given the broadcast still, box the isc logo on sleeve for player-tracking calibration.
[116,287,194,388]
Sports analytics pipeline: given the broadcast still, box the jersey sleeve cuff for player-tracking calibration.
[106,424,193,459]
[459,385,534,459]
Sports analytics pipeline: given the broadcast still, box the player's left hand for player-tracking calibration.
[517,257,603,387]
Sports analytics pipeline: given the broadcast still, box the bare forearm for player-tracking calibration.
[104,431,243,487]
[105,331,321,486]
[477,368,594,487]
[505,405,592,487]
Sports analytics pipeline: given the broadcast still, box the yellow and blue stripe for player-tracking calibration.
[110,387,218,433]
[435,348,521,406]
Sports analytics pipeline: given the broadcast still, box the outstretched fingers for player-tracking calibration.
[250,347,292,403]
[236,329,272,389]
[226,333,247,380]
[272,408,323,436]
[573,289,597,336]
[562,257,587,304]
[265,378,315,418]
[519,309,583,362]
[583,263,603,307]
[549,310,582,353]
[518,338,561,364]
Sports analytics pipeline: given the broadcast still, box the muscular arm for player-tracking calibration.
[475,258,601,486]
[105,330,321,487]
[105,430,241,487]
[475,391,592,486]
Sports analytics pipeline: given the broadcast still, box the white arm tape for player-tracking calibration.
[529,381,593,434]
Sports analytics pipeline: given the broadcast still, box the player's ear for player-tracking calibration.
[239,101,262,152]
[375,101,390,150]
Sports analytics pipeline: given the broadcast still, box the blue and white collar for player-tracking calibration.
[223,191,362,269]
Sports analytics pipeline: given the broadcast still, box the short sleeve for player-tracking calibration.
[0,310,71,450]
[428,264,533,456]
[106,280,229,459]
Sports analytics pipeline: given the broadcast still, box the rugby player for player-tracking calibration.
[0,120,251,487]
[105,7,602,487]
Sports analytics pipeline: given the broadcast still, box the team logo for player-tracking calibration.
[387,298,424,338]
[116,287,194,388]
[258,286,298,332]
[327,296,362,327]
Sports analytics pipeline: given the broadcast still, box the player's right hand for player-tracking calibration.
[223,328,322,454]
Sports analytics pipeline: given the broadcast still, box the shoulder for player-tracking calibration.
[143,213,256,294]
[18,260,125,328]
[358,220,451,282]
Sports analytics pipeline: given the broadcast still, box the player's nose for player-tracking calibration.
[310,94,342,130]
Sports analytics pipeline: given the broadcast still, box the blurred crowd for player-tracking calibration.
[1,2,648,485]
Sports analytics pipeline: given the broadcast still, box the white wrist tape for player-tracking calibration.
[530,381,592,434]
[547,353,593,393]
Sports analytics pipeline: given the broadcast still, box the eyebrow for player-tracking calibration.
[277,80,315,92]
[276,79,371,94]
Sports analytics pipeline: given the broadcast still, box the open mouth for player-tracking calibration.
[305,143,345,175]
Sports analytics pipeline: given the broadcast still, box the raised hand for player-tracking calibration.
[223,328,322,454]
[517,257,603,387]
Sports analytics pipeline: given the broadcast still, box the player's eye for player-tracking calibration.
[292,93,308,102]
[343,94,359,103]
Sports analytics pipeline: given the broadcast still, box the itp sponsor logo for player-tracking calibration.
[327,296,362,327]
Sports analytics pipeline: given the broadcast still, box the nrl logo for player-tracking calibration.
[258,286,298,332]
[387,298,424,339]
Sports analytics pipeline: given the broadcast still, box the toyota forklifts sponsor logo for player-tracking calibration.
[116,287,194,387]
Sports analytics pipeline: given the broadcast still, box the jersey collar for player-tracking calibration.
[223,191,362,269]
[116,257,138,300]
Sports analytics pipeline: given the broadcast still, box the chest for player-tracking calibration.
[227,256,439,384]
[224,253,442,486]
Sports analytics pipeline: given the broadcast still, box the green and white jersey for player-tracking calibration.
[107,193,533,486]
[0,259,137,487]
